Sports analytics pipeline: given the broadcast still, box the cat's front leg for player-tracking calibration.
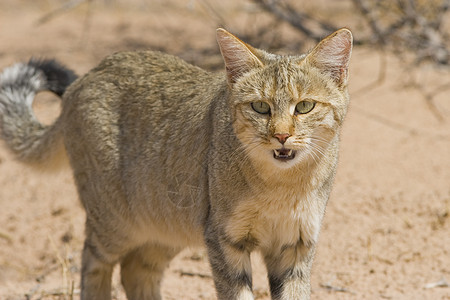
[264,240,315,300]
[204,225,254,300]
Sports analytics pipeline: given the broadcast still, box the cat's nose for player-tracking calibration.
[274,133,291,145]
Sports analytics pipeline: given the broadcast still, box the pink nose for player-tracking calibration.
[274,133,290,144]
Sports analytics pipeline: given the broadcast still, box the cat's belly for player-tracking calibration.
[123,203,206,249]
[116,156,210,248]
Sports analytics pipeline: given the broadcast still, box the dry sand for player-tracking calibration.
[0,1,449,299]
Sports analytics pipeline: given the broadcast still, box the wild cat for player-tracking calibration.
[0,28,352,299]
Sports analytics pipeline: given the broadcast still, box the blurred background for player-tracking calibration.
[0,0,449,299]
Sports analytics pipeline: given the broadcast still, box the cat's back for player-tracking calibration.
[90,50,209,83]
[64,50,218,108]
[62,50,223,135]
[61,50,225,173]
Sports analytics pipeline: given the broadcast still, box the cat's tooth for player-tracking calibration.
[288,149,293,156]
[274,149,280,156]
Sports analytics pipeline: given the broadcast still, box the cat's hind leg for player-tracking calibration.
[80,231,119,300]
[120,243,180,300]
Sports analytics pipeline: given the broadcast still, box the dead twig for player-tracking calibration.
[0,230,13,243]
[35,0,94,45]
[351,48,387,96]
[403,73,450,122]
[197,0,228,28]
[35,0,88,25]
[177,270,212,279]
[350,0,449,121]
[48,235,76,298]
[421,81,450,122]
[69,279,75,300]
[38,287,80,298]
[320,283,355,294]
[25,284,41,300]
[352,0,450,65]
[424,277,449,289]
[351,0,386,44]
[253,0,339,42]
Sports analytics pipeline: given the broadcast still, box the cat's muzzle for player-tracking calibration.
[273,148,296,161]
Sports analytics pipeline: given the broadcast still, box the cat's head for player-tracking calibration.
[217,28,352,170]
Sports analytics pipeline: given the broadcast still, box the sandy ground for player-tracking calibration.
[0,1,449,299]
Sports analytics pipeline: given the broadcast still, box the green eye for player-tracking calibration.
[251,102,270,114]
[295,101,315,114]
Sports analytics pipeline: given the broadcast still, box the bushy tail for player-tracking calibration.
[0,59,77,168]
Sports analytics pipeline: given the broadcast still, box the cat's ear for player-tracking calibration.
[216,28,264,84]
[306,28,353,86]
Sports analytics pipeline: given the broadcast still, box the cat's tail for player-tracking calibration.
[0,59,77,169]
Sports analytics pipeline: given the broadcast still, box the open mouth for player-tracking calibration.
[273,148,296,161]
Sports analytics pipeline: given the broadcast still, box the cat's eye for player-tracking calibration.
[251,102,270,114]
[295,101,315,114]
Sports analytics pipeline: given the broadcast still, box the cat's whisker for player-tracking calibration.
[307,147,320,164]
[300,140,329,166]
[306,149,320,165]
[309,141,331,152]
[309,137,331,150]
[309,137,332,146]
[309,143,327,157]
[309,135,329,142]
[240,141,263,164]
[224,138,262,174]
[309,144,326,159]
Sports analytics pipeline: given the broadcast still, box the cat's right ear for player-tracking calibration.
[216,28,264,85]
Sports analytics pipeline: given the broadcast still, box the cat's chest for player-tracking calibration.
[225,187,323,251]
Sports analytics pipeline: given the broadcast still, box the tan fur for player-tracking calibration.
[0,28,352,299]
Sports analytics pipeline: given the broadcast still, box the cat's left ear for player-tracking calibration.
[216,28,264,85]
[306,28,353,86]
